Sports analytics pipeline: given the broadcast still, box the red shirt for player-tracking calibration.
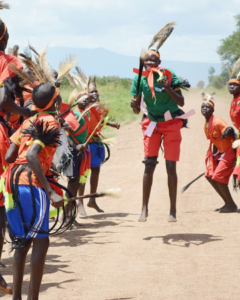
[230,94,240,131]
[0,52,23,83]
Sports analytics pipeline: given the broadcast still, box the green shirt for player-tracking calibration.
[68,110,88,145]
[130,69,180,122]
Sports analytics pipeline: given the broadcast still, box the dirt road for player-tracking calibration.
[2,92,240,300]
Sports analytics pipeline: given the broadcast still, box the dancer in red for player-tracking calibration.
[201,93,237,212]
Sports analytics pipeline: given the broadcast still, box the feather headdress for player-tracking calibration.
[39,45,55,85]
[18,53,47,84]
[68,89,78,106]
[75,67,88,89]
[8,45,19,57]
[8,63,37,88]
[202,92,215,103]
[231,57,240,80]
[28,41,40,57]
[57,55,77,82]
[0,1,9,9]
[148,22,176,50]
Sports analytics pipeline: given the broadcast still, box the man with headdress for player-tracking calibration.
[201,93,237,212]
[0,3,32,294]
[130,22,191,222]
[1,82,68,300]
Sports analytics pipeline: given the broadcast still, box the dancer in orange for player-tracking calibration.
[201,93,237,212]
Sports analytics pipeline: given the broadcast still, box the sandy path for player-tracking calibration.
[1,92,240,300]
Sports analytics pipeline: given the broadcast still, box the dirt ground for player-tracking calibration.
[1,92,240,300]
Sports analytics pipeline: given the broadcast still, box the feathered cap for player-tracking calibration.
[202,92,215,108]
[147,22,176,60]
[228,57,240,85]
[9,44,77,89]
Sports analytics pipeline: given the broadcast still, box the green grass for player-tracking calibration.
[59,82,140,126]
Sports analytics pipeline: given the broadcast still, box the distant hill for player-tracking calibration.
[46,47,222,87]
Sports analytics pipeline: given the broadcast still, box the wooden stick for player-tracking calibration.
[181,173,205,193]
[65,192,106,202]
[136,49,146,97]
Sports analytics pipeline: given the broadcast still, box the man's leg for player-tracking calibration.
[206,177,227,210]
[12,240,32,300]
[215,181,237,212]
[64,177,81,226]
[77,184,87,216]
[139,158,157,222]
[165,160,177,221]
[28,237,49,300]
[87,167,104,213]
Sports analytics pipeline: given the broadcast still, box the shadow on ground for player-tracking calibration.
[143,233,223,247]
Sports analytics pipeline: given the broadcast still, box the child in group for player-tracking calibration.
[130,23,187,222]
[0,10,34,295]
[1,83,65,300]
[62,90,90,219]
[201,93,237,212]
[87,80,120,213]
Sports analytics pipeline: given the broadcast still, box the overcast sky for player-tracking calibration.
[2,0,240,63]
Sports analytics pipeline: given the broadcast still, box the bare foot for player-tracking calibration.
[78,200,87,216]
[87,199,104,213]
[215,204,227,212]
[0,274,12,295]
[219,204,237,213]
[138,207,148,222]
[168,215,177,222]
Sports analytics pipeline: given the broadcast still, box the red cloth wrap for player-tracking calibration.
[133,67,173,98]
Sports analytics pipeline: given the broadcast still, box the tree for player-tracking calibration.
[197,80,205,89]
[217,14,240,65]
[208,66,215,83]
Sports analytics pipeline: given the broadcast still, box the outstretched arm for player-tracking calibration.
[26,144,63,208]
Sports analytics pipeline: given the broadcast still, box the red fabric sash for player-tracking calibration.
[133,67,173,98]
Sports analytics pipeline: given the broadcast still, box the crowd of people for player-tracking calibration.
[0,3,240,300]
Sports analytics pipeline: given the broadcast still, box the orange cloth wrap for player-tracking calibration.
[0,23,7,41]
[146,50,160,59]
[229,79,240,85]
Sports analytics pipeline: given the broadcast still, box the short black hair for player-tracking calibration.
[32,83,55,108]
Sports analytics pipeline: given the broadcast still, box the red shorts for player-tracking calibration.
[205,148,235,184]
[142,117,182,161]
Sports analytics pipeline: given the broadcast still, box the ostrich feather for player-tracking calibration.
[148,22,176,50]
[66,73,77,88]
[40,45,55,85]
[8,63,36,88]
[12,45,19,57]
[0,1,9,9]
[19,53,46,83]
[68,89,78,106]
[232,57,240,77]
[57,55,78,81]
[28,41,40,57]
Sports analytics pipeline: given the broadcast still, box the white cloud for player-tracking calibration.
[2,0,240,63]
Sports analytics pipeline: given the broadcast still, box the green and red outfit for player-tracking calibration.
[131,67,183,161]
